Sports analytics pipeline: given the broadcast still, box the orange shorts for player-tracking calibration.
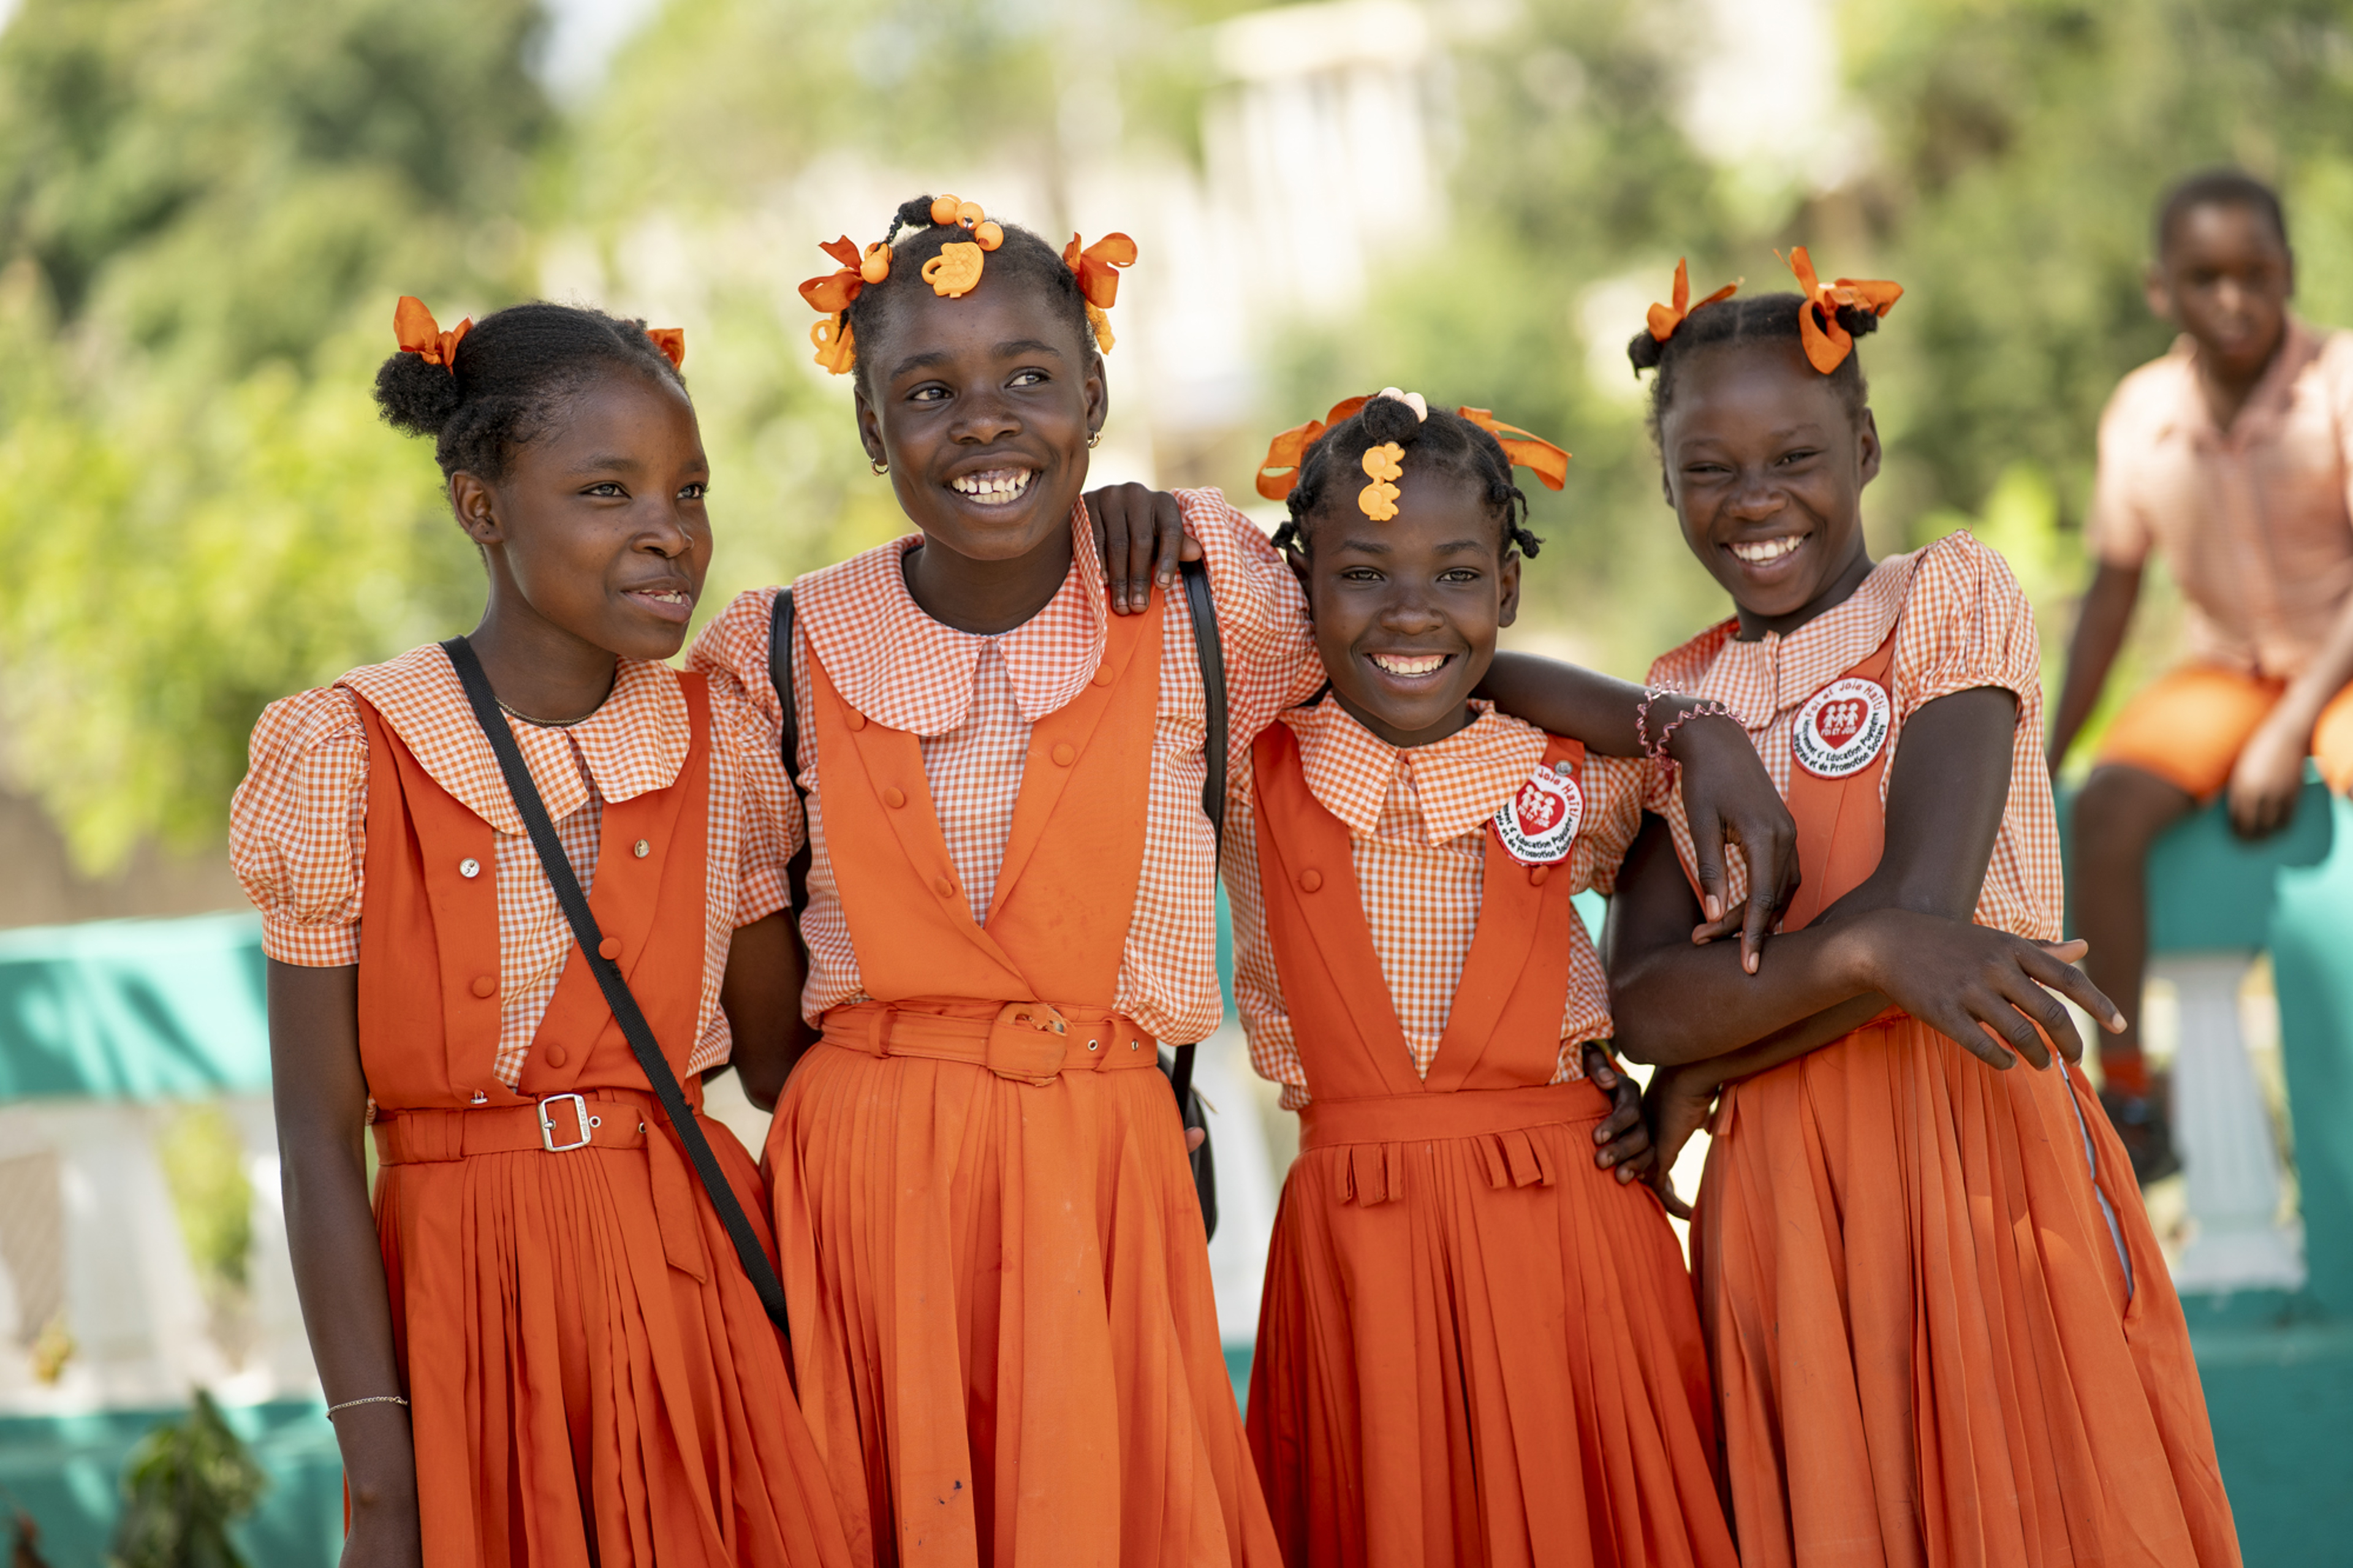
[2096,664,2353,799]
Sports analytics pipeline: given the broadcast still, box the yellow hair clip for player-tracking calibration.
[1359,442,1404,521]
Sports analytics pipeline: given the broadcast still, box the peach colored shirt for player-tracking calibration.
[689,491,1322,1045]
[1646,532,2062,942]
[229,648,790,1082]
[1226,699,1648,1110]
[2088,320,2353,679]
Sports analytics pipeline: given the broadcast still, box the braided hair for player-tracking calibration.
[373,301,686,481]
[844,197,1099,395]
[1625,292,1878,444]
[1273,397,1544,560]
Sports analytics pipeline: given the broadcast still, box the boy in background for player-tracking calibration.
[2051,169,2353,1183]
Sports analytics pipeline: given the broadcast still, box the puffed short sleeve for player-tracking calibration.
[688,586,807,862]
[229,686,369,966]
[707,668,800,928]
[1893,531,2044,725]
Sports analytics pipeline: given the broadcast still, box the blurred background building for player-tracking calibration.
[2,0,2352,1560]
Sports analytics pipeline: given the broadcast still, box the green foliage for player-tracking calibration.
[0,0,551,871]
[157,1104,254,1293]
[107,1392,266,1568]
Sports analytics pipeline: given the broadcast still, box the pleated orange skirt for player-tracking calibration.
[374,1091,858,1567]
[1696,1012,2241,1568]
[1246,1080,1739,1568]
[768,1040,1281,1568]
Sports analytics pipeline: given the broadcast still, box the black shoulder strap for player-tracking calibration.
[441,637,792,1343]
[1170,556,1226,1105]
[767,589,814,921]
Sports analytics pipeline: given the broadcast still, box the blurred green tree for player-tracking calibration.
[0,0,553,869]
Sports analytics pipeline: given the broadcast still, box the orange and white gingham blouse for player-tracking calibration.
[229,647,794,1083]
[1645,531,2063,941]
[688,490,1322,1044]
[1227,698,1650,1110]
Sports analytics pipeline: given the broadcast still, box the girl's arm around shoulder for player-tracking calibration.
[230,686,371,967]
[1480,655,1799,968]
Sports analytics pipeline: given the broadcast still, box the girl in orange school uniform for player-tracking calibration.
[232,301,856,1567]
[1607,256,2242,1568]
[1229,390,1745,1568]
[692,197,1798,1568]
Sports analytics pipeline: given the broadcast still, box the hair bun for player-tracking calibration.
[1626,330,1666,374]
[1831,302,1882,341]
[1357,392,1423,446]
[373,347,465,439]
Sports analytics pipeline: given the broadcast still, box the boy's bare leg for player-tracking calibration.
[2071,760,2199,1183]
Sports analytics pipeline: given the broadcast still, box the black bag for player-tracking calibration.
[768,558,1227,1238]
[443,637,793,1341]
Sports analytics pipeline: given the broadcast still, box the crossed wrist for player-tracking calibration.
[1638,689,1740,764]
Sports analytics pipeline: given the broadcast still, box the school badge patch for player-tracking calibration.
[1491,760,1582,866]
[1792,676,1892,779]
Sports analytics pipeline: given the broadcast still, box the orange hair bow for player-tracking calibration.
[1783,247,1902,374]
[1064,232,1138,352]
[1456,407,1571,491]
[395,296,471,373]
[1646,258,1737,343]
[1256,396,1572,501]
[645,328,685,369]
[800,235,891,375]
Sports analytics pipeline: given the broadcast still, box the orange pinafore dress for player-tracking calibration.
[766,584,1278,1568]
[1242,722,1738,1568]
[1691,628,2243,1568]
[353,675,857,1568]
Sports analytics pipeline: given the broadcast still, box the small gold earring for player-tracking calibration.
[1086,432,1102,449]
[871,458,889,475]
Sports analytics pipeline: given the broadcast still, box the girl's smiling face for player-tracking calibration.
[453,368,711,661]
[1297,467,1521,749]
[1658,337,1879,637]
[854,272,1105,567]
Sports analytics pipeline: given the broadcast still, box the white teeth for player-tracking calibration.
[1370,653,1447,676]
[1730,535,1804,563]
[950,469,1036,501]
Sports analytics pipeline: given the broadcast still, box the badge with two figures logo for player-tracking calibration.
[1792,676,1893,779]
[1491,761,1583,866]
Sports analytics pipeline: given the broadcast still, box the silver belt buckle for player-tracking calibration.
[538,1093,595,1152]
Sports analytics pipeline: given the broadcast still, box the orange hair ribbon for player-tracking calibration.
[800,235,884,375]
[1645,258,1737,343]
[645,328,685,369]
[1783,247,1902,374]
[1456,407,1571,491]
[1256,396,1571,501]
[1064,232,1138,353]
[394,296,471,373]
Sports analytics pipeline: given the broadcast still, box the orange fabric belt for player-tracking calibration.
[372,1089,684,1164]
[820,998,1161,1086]
[1299,1080,1609,1152]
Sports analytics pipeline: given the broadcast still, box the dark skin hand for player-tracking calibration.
[1086,476,1803,967]
[1609,335,2124,1205]
[273,368,713,1566]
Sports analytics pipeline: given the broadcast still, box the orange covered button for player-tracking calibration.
[884,786,907,808]
[934,874,957,897]
[1092,665,1115,687]
[470,975,498,998]
[847,710,868,731]
[1529,866,1550,887]
[545,1046,569,1068]
[1050,743,1076,767]
[598,936,621,960]
[1298,869,1324,893]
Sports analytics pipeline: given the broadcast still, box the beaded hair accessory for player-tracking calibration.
[799,197,1136,373]
[1646,258,1738,343]
[1256,388,1571,506]
[1782,246,1902,374]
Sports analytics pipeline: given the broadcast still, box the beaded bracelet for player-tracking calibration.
[1637,688,1738,766]
[325,1394,410,1418]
